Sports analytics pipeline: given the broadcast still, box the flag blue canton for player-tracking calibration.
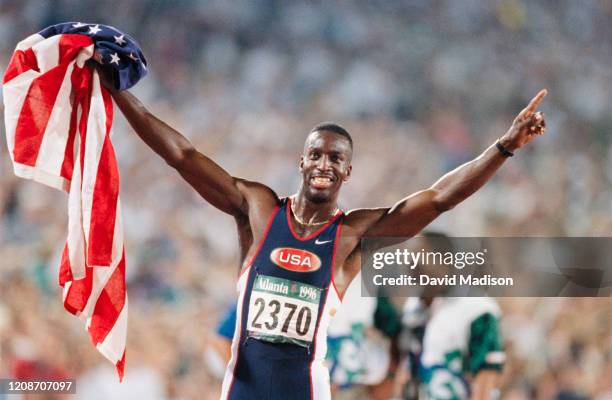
[39,22,147,91]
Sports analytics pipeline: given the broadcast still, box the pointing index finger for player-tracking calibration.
[521,89,547,117]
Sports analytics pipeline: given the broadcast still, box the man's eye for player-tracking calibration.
[331,155,340,162]
[310,152,319,159]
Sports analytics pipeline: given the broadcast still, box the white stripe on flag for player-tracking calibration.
[76,44,94,68]
[67,140,86,280]
[31,35,61,73]
[15,33,44,51]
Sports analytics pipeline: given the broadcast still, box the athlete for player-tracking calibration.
[96,63,546,400]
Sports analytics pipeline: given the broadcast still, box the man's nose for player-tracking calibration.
[316,156,331,170]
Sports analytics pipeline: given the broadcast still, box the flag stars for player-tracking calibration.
[109,53,121,65]
[128,53,138,61]
[88,24,102,35]
[73,22,87,28]
[114,34,126,46]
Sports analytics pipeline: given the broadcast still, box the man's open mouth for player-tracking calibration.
[309,175,334,189]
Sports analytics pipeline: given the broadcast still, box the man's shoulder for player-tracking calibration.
[342,207,390,235]
[235,179,280,205]
[233,179,281,229]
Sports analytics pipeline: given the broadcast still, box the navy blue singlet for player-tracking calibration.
[221,197,344,400]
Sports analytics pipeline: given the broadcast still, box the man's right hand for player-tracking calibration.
[86,59,116,93]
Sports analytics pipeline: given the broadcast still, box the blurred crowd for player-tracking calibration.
[1,0,611,399]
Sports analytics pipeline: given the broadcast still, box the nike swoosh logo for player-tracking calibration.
[315,239,333,245]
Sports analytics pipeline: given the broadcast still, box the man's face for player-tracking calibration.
[299,130,352,203]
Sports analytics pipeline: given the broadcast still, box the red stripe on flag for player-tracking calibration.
[58,34,93,64]
[116,351,126,382]
[88,250,126,344]
[59,243,73,286]
[63,264,93,315]
[12,63,70,166]
[88,87,118,266]
[59,65,88,181]
[3,48,39,83]
[77,68,93,175]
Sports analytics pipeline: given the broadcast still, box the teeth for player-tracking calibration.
[312,177,331,183]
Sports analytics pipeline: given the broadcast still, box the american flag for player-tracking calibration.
[2,22,147,380]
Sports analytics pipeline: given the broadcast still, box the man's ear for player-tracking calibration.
[344,164,352,181]
[299,156,304,172]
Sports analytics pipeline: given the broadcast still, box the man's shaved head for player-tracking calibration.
[309,122,353,150]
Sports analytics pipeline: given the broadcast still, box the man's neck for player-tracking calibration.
[291,191,339,225]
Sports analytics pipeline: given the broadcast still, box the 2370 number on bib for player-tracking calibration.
[246,275,322,347]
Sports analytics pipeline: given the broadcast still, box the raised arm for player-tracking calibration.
[98,66,247,216]
[365,89,548,238]
[110,90,246,214]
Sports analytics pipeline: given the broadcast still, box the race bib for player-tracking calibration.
[246,274,322,347]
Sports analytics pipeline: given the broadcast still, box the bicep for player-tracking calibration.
[178,169,243,215]
[364,189,443,237]
[175,148,247,216]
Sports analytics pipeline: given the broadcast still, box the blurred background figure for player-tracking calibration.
[399,233,504,400]
[204,303,237,382]
[401,297,504,400]
[326,277,401,400]
[1,1,611,399]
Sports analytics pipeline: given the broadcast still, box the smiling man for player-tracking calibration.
[100,66,546,399]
